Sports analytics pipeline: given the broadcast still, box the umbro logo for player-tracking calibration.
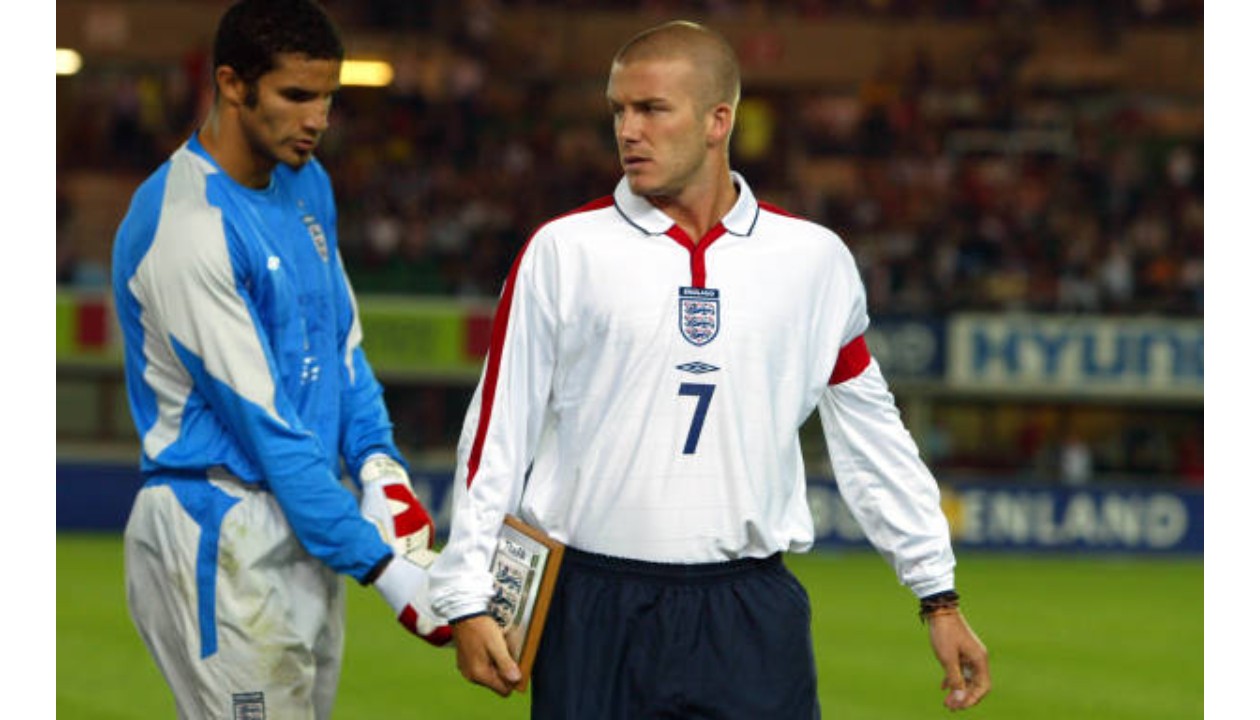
[676,361,720,374]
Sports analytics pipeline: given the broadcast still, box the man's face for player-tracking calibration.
[607,57,711,199]
[239,52,340,170]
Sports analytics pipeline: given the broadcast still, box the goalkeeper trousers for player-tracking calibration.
[124,474,346,720]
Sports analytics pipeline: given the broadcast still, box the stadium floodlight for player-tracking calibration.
[340,59,393,87]
[56,48,83,76]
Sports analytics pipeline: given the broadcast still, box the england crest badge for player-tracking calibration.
[232,691,266,719]
[301,214,329,263]
[679,287,720,346]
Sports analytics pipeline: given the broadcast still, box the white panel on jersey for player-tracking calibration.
[132,148,285,458]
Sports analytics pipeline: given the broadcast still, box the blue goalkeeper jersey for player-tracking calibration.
[112,134,394,581]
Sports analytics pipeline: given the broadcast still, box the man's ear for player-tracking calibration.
[215,65,248,108]
[707,102,734,148]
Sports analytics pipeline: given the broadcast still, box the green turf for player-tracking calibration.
[58,534,1202,718]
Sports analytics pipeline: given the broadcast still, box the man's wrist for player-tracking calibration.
[360,552,394,587]
[918,589,960,623]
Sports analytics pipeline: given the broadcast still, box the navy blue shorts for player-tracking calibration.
[531,549,820,719]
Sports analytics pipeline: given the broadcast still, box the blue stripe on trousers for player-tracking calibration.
[144,476,241,658]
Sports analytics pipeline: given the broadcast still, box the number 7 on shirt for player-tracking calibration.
[677,383,715,455]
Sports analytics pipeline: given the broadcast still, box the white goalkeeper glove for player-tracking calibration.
[372,555,452,647]
[359,454,439,567]
[359,454,451,646]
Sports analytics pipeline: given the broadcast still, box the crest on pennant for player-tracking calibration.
[302,214,329,262]
[678,287,720,346]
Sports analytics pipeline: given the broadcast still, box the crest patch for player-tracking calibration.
[232,692,265,720]
[302,214,329,262]
[679,287,720,346]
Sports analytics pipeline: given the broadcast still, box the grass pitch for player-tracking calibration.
[58,533,1201,718]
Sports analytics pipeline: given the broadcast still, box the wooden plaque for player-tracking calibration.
[488,514,566,692]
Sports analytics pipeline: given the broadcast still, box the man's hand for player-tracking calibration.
[927,609,991,711]
[373,556,453,647]
[359,454,437,566]
[452,613,522,697]
[359,455,450,646]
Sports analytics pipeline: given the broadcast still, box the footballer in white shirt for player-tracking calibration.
[430,19,991,718]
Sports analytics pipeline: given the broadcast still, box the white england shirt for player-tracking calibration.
[429,172,955,620]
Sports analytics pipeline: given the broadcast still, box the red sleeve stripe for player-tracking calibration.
[465,196,614,488]
[828,335,871,385]
[464,248,524,487]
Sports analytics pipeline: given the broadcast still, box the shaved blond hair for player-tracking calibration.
[612,20,742,113]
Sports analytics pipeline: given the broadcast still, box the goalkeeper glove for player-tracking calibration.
[359,454,451,646]
[359,454,438,567]
[372,555,452,646]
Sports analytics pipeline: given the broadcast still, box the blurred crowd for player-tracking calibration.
[58,0,1203,318]
[342,2,1203,317]
[336,0,1203,31]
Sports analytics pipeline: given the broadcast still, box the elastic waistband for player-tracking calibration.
[564,547,783,583]
[143,466,262,490]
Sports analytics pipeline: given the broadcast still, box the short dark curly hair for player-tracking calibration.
[212,0,344,89]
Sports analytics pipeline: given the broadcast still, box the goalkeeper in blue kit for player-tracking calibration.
[110,1,448,717]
